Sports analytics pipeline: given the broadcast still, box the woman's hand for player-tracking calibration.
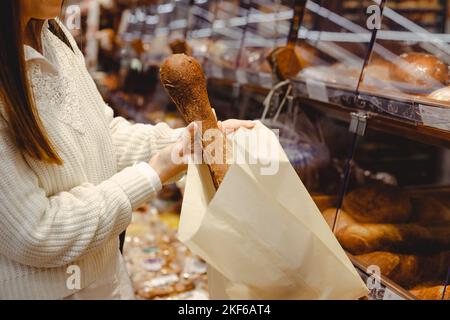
[149,122,199,184]
[149,119,255,184]
[218,119,256,134]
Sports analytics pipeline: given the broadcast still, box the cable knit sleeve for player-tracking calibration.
[104,105,184,171]
[51,18,185,171]
[0,123,160,269]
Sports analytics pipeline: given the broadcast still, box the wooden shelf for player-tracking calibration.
[348,254,417,300]
[299,97,450,149]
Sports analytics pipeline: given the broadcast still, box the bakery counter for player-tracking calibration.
[292,70,450,129]
[298,96,450,150]
[291,79,450,149]
[320,182,450,300]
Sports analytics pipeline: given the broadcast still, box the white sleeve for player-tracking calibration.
[0,125,160,269]
[105,105,185,171]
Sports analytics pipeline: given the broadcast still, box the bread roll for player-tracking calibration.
[356,251,450,288]
[323,210,450,255]
[428,86,450,102]
[343,184,412,223]
[160,54,228,188]
[364,59,392,81]
[339,221,450,255]
[410,285,450,300]
[322,208,356,232]
[389,52,448,88]
[411,196,450,224]
[169,39,192,55]
[267,46,302,80]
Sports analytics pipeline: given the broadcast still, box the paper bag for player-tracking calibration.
[178,122,368,299]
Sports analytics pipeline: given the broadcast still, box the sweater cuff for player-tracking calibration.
[134,162,162,191]
[111,165,162,209]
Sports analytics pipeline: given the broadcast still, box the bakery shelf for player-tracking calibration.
[298,95,450,150]
[204,74,450,149]
[348,254,417,300]
[291,77,450,148]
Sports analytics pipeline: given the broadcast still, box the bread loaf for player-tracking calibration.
[322,208,356,232]
[343,184,412,223]
[410,284,450,300]
[322,210,450,254]
[169,39,192,55]
[267,46,302,80]
[160,54,228,188]
[356,251,450,288]
[411,196,450,224]
[364,59,392,82]
[428,86,450,102]
[389,52,448,88]
[339,221,450,255]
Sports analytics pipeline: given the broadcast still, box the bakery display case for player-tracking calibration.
[288,0,450,138]
[342,0,447,33]
[186,0,215,63]
[83,0,450,300]
[292,0,372,93]
[234,0,294,87]
[318,117,450,300]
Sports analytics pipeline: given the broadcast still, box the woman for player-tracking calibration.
[0,0,254,299]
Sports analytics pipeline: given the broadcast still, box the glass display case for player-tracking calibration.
[291,0,373,105]
[287,0,450,135]
[187,0,216,63]
[234,0,294,88]
[201,0,245,82]
[93,0,450,300]
[323,122,450,300]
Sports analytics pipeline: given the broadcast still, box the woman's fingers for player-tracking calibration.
[220,119,256,133]
[178,119,256,163]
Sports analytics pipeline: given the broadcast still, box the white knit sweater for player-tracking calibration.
[0,20,182,299]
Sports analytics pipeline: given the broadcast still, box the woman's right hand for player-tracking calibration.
[149,122,199,184]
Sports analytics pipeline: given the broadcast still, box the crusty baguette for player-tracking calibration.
[356,251,450,288]
[410,284,450,300]
[322,209,450,254]
[160,54,228,188]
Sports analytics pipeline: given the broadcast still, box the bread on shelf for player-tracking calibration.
[411,196,450,224]
[343,184,412,223]
[169,39,192,55]
[389,52,448,89]
[267,46,302,80]
[410,284,450,300]
[428,86,450,102]
[322,209,450,255]
[356,251,450,288]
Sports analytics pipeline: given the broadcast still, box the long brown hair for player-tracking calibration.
[0,2,72,165]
